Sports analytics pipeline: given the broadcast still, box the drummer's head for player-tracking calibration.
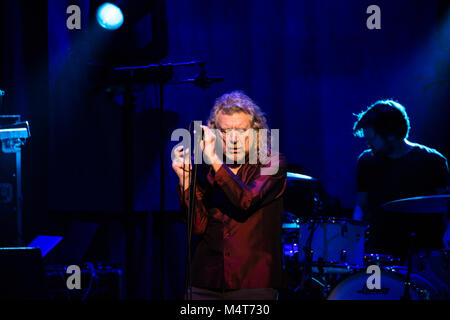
[353,100,410,154]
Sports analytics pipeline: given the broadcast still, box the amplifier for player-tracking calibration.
[0,114,30,245]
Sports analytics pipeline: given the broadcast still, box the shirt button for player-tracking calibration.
[225,252,230,257]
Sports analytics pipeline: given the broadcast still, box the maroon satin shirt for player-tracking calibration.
[177,154,286,290]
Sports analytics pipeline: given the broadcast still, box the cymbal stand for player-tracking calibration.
[298,194,322,296]
[401,232,415,300]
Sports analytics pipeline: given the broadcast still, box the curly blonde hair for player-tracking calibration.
[207,91,268,130]
[207,91,272,161]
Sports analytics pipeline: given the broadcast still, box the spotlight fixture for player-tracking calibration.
[96,2,124,30]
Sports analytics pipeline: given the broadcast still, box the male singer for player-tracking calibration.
[172,91,286,300]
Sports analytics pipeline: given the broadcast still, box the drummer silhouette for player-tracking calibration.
[352,100,449,260]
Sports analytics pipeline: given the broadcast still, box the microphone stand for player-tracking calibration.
[401,232,415,300]
[184,124,202,300]
[107,61,223,300]
[299,219,319,297]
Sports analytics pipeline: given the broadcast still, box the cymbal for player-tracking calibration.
[382,195,450,214]
[286,172,316,181]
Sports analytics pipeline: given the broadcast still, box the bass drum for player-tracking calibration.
[412,249,450,299]
[327,267,439,300]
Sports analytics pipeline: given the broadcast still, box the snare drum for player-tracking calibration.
[297,217,367,267]
[327,267,438,300]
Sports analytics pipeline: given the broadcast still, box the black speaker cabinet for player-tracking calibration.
[0,247,47,299]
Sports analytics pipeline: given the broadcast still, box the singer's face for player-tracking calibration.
[216,111,253,165]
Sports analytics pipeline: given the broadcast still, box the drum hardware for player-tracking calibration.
[282,222,300,229]
[385,266,436,300]
[401,232,415,300]
[286,172,316,182]
[310,276,327,288]
[298,218,320,296]
[364,254,401,267]
[340,250,348,262]
[283,171,319,217]
[315,258,325,275]
[382,195,449,300]
[411,249,450,299]
[284,171,322,298]
[297,264,358,299]
[327,266,438,300]
[282,211,301,229]
[297,217,367,266]
[290,267,335,300]
[295,217,368,299]
[310,276,333,299]
[297,187,324,296]
[310,263,357,276]
[281,193,450,300]
[415,254,427,272]
[281,212,369,298]
[313,192,324,213]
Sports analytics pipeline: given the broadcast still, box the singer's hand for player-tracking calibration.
[200,125,222,171]
[172,145,191,190]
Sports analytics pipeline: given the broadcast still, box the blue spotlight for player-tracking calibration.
[96,2,124,30]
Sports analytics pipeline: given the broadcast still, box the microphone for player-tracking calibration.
[193,74,225,89]
[180,62,224,89]
[191,122,205,165]
[194,61,224,89]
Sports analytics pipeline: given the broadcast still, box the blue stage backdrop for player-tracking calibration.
[45,0,450,213]
[1,0,448,299]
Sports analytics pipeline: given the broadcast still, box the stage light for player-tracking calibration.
[96,2,124,30]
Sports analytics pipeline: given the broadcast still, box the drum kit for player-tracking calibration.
[281,172,450,300]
